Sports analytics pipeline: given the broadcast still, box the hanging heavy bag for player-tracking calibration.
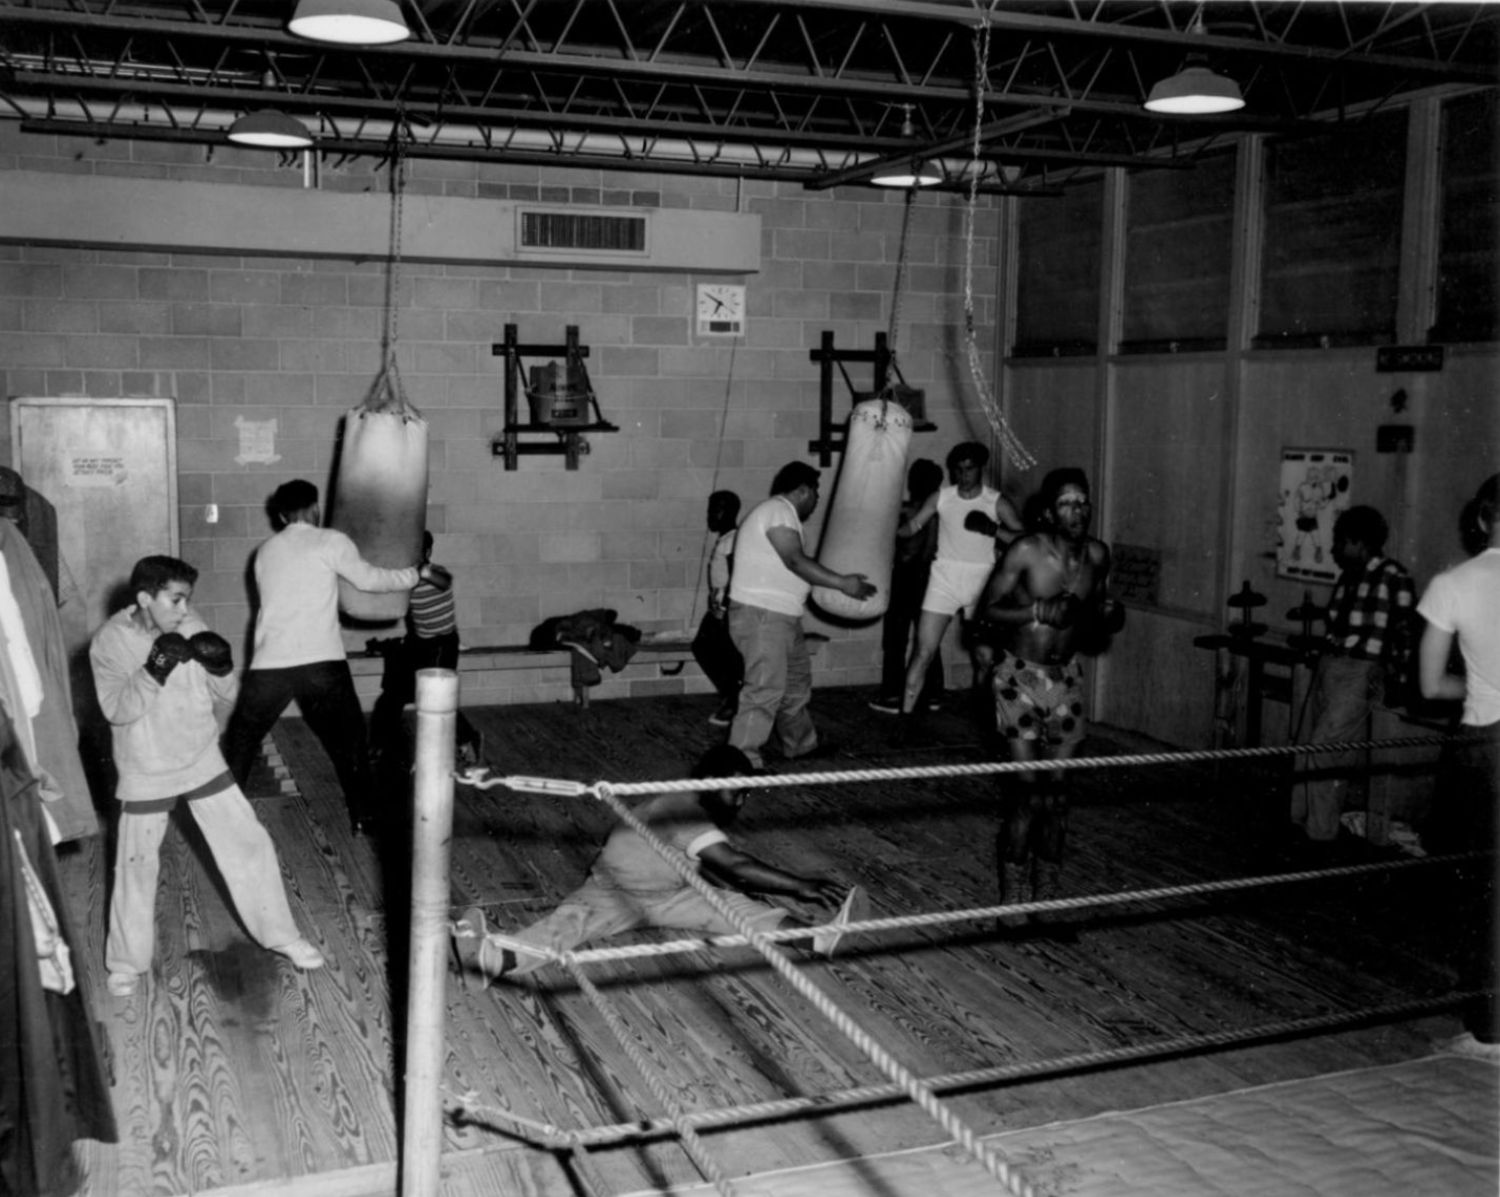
[328,400,428,622]
[811,397,912,621]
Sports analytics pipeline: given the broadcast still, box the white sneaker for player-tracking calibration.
[106,971,140,997]
[273,938,326,970]
[1438,1032,1500,1063]
[812,885,869,958]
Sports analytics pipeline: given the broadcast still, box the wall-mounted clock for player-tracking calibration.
[696,282,746,336]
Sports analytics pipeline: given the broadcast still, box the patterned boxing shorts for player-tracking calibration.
[992,650,1086,751]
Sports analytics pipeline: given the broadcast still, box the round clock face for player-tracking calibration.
[696,283,745,333]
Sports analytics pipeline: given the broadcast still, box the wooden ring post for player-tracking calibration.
[401,668,458,1197]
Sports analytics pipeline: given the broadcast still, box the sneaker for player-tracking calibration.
[273,938,326,970]
[1438,1032,1500,1063]
[450,906,547,989]
[812,885,870,958]
[106,971,140,997]
[926,696,944,713]
[867,696,901,715]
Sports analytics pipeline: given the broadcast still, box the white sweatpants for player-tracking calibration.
[106,785,303,976]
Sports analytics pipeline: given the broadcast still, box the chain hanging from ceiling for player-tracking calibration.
[962,13,1036,473]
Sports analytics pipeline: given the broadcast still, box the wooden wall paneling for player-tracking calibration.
[1001,364,1100,495]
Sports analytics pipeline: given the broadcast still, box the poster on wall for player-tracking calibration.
[1277,447,1353,584]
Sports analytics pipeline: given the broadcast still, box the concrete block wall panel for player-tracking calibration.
[0,126,1005,707]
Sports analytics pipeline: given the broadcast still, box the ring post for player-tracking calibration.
[401,668,458,1197]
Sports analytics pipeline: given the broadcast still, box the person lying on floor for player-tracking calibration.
[451,745,863,983]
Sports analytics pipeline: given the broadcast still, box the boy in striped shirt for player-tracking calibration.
[370,531,484,770]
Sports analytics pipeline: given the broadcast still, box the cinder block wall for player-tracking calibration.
[0,123,1004,708]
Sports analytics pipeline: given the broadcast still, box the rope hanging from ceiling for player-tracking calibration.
[962,13,1036,472]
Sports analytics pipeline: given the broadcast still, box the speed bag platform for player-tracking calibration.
[328,406,429,623]
[811,397,913,621]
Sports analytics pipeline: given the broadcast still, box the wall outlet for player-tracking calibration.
[205,503,219,523]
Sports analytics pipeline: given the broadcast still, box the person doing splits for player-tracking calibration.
[91,556,324,998]
[892,442,1022,741]
[725,462,875,768]
[972,468,1121,927]
[222,480,447,837]
[450,745,866,984]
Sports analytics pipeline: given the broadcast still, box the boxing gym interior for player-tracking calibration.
[2,3,1497,1195]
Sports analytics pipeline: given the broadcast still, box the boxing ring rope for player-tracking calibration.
[441,850,1489,966]
[462,728,1474,800]
[409,674,1483,1197]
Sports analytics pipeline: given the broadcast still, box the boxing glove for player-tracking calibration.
[188,631,234,677]
[963,510,1000,537]
[420,563,453,592]
[1097,597,1126,634]
[1034,593,1080,629]
[144,632,194,685]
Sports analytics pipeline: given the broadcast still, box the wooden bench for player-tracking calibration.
[346,633,829,708]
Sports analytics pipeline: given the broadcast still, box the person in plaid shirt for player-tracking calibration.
[1291,505,1415,844]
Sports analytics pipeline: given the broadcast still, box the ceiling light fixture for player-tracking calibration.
[1143,14,1245,115]
[288,0,410,46]
[871,105,943,188]
[227,109,314,149]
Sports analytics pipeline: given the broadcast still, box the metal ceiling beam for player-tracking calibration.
[14,115,1059,193]
[730,0,1500,83]
[5,68,930,151]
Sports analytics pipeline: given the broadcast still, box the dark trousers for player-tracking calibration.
[880,565,942,701]
[1425,722,1500,1042]
[370,631,482,759]
[691,612,743,704]
[223,660,376,825]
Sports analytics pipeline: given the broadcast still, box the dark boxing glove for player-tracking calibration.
[1097,597,1126,634]
[420,563,453,592]
[963,510,1000,537]
[144,632,194,685]
[189,631,234,677]
[1034,593,1080,628]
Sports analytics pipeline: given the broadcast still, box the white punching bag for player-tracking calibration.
[328,405,429,622]
[812,397,912,620]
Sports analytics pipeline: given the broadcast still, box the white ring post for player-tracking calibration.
[401,668,458,1197]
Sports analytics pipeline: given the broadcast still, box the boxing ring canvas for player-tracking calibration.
[1277,447,1353,584]
[630,1055,1498,1196]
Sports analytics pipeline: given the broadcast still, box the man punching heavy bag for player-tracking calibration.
[811,396,913,620]
[328,403,428,622]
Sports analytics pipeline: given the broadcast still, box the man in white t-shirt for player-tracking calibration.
[1416,472,1500,1061]
[726,462,876,768]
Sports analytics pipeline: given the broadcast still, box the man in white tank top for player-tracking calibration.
[892,442,1022,737]
[727,461,876,769]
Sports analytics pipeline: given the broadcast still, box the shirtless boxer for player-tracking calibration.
[972,468,1122,925]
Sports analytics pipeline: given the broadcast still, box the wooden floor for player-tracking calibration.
[57,685,1476,1196]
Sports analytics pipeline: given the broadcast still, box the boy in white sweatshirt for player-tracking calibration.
[90,555,323,997]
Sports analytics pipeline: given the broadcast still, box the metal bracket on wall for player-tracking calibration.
[806,330,935,466]
[490,324,619,470]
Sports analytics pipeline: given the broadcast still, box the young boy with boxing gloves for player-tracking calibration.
[90,555,324,998]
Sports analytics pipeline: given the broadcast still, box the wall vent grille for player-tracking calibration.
[519,210,648,255]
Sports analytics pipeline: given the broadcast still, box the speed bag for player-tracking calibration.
[328,407,429,622]
[811,398,912,621]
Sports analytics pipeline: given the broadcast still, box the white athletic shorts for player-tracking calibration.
[920,558,993,618]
